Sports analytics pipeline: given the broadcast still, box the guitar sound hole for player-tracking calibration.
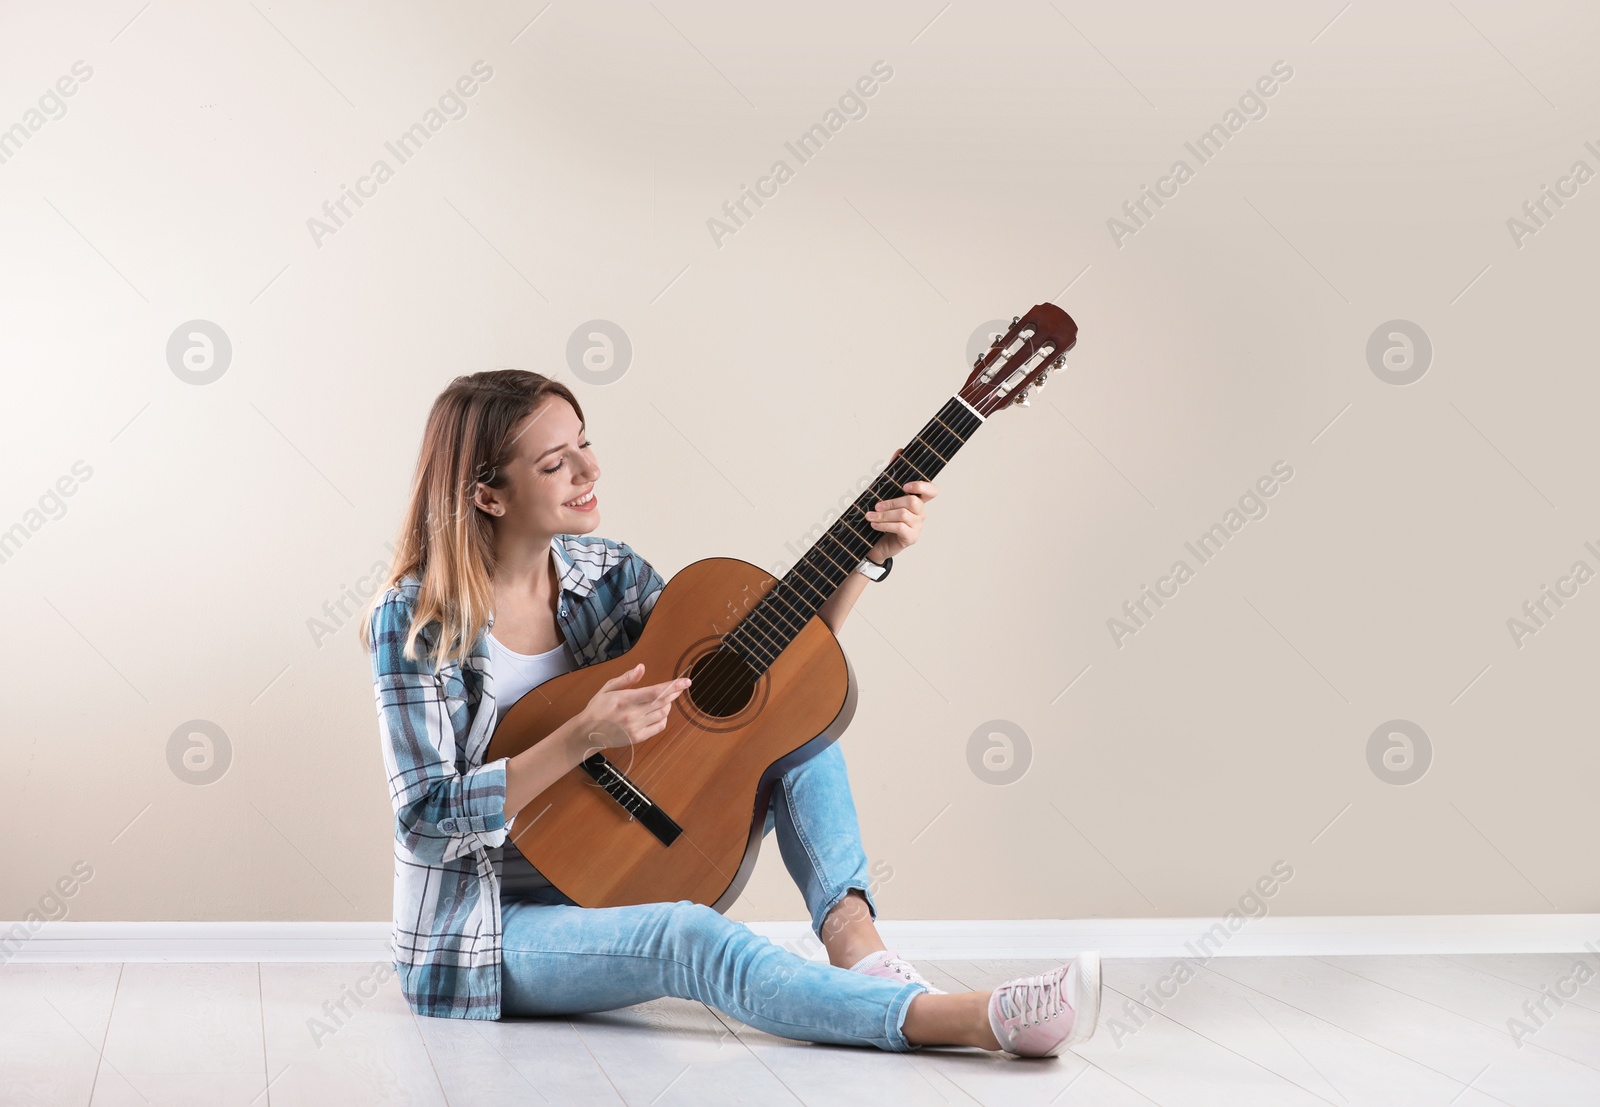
[685,648,757,718]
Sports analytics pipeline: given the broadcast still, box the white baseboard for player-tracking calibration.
[0,923,395,964]
[3,915,1597,963]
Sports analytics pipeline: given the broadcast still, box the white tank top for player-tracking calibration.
[489,631,577,729]
[488,630,578,897]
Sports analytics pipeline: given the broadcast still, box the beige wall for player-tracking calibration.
[4,1,1595,926]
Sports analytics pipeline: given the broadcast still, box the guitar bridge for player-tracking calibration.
[579,753,683,846]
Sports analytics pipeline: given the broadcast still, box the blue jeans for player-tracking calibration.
[499,741,926,1051]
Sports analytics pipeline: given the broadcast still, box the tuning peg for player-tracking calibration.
[1035,369,1050,390]
[1015,387,1031,407]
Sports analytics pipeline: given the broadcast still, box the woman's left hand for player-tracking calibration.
[863,448,938,561]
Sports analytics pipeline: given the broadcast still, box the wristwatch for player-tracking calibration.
[855,554,893,582]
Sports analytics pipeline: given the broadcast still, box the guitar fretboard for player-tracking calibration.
[725,395,984,675]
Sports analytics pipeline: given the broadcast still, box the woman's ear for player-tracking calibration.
[471,482,503,518]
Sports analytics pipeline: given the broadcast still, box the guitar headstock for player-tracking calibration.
[959,303,1078,416]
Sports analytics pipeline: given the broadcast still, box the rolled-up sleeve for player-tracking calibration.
[369,591,509,864]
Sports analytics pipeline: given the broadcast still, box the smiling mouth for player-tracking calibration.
[564,491,595,507]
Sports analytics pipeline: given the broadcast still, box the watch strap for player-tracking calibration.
[856,554,893,582]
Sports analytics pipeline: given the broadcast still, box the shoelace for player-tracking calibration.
[885,958,918,982]
[996,969,1070,1027]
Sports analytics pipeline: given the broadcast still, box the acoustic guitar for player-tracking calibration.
[485,302,1079,910]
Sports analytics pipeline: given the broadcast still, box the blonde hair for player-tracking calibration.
[359,370,585,672]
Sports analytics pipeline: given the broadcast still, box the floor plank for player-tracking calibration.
[1076,990,1332,1107]
[1206,955,1600,1107]
[418,1010,627,1105]
[93,962,265,1107]
[0,963,122,1107]
[1108,957,1505,1107]
[556,995,807,1106]
[1444,953,1600,1016]
[707,1009,984,1107]
[259,963,447,1107]
[1323,954,1600,1072]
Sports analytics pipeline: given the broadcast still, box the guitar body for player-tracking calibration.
[484,555,858,912]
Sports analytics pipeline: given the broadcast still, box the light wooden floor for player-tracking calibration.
[4,954,1598,1105]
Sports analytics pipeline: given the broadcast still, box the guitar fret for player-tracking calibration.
[763,584,809,626]
[812,534,859,573]
[905,436,946,470]
[768,593,808,633]
[832,520,870,547]
[895,451,933,482]
[734,628,775,667]
[789,562,833,603]
[739,621,783,661]
[742,607,790,653]
[762,603,806,642]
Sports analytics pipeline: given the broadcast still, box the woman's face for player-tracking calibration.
[477,396,601,536]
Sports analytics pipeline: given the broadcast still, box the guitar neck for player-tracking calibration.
[727,394,986,676]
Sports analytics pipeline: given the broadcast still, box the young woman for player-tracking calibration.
[362,369,1101,1056]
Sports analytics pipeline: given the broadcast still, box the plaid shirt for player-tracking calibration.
[369,532,666,1020]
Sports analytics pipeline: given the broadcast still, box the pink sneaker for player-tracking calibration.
[987,953,1101,1057]
[847,948,946,994]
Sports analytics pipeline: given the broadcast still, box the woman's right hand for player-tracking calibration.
[573,663,691,757]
